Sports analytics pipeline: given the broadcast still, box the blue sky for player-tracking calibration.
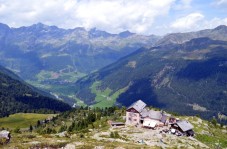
[0,0,226,35]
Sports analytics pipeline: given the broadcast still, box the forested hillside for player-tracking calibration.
[74,37,227,123]
[0,22,158,104]
[0,65,71,117]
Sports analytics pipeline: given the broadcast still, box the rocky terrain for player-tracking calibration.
[1,107,226,149]
[3,116,226,149]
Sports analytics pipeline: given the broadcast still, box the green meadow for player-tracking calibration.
[0,113,56,129]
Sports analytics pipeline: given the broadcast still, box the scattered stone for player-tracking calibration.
[64,144,76,149]
[222,129,227,133]
[114,147,125,149]
[94,146,105,149]
[73,142,84,146]
[89,129,93,131]
[26,141,41,145]
[56,131,67,137]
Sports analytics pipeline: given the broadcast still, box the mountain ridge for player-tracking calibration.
[0,65,71,117]
[0,22,159,105]
[0,22,159,76]
[1,23,227,112]
[73,37,227,123]
[155,25,227,46]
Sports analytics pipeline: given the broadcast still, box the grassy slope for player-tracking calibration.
[1,110,227,148]
[90,81,126,108]
[0,113,56,128]
[177,116,227,148]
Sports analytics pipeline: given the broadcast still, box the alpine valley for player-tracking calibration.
[74,25,227,123]
[0,22,159,105]
[0,23,227,122]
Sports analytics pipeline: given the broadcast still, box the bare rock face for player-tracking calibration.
[155,25,227,46]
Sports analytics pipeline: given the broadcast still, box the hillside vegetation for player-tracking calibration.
[0,113,56,129]
[0,23,159,104]
[74,37,227,123]
[0,66,71,117]
[1,107,226,148]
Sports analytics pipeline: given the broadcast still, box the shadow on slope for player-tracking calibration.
[177,57,227,81]
[117,78,164,108]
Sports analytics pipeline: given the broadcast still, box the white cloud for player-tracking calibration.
[169,12,227,33]
[170,13,204,30]
[214,0,227,5]
[173,0,192,10]
[202,17,227,28]
[0,0,175,34]
[0,0,226,35]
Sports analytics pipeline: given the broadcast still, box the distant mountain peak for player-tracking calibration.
[89,27,97,32]
[0,23,10,30]
[155,25,227,46]
[88,27,113,38]
[31,22,48,28]
[22,23,64,33]
[119,30,135,38]
[214,25,227,31]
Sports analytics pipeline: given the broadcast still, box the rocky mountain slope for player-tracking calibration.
[0,23,158,79]
[156,25,227,46]
[73,36,227,122]
[0,65,71,117]
[0,22,159,104]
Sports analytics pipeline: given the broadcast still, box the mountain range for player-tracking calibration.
[0,23,227,122]
[73,26,227,122]
[0,22,159,104]
[155,25,227,46]
[0,23,158,79]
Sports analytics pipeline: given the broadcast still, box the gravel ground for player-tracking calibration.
[91,125,209,149]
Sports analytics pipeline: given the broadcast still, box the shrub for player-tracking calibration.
[13,127,21,133]
[211,117,217,127]
[110,131,120,138]
[80,134,84,138]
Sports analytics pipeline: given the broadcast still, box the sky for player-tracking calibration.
[0,0,226,35]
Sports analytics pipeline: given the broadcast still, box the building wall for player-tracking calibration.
[126,111,140,125]
[143,117,164,127]
[144,117,160,123]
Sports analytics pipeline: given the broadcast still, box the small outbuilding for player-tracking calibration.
[171,120,194,136]
[110,122,125,127]
[108,120,125,127]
